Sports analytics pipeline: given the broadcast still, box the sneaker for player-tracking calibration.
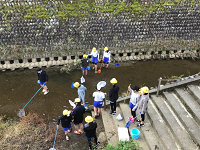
[136,120,141,122]
[137,123,144,127]
[93,67,95,69]
[95,115,98,118]
[44,91,49,95]
[42,89,45,92]
[95,71,97,73]
[96,142,100,148]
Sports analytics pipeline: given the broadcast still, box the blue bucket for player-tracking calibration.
[115,63,120,66]
[131,128,140,139]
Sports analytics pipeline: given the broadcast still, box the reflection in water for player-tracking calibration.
[0,60,199,120]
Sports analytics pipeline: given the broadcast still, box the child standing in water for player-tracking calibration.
[89,47,99,73]
[81,54,89,76]
[102,47,111,69]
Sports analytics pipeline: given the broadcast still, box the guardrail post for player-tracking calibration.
[156,77,162,96]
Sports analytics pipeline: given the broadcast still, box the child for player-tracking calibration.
[93,86,106,118]
[109,78,119,116]
[57,109,72,140]
[73,82,87,105]
[89,47,99,73]
[102,47,111,69]
[128,85,140,120]
[72,98,85,134]
[37,67,49,95]
[84,116,100,150]
[81,54,89,76]
[133,86,149,127]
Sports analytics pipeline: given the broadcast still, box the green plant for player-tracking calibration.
[103,139,141,150]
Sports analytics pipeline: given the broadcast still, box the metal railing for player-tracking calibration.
[156,77,182,96]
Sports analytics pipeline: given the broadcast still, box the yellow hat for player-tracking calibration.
[63,109,69,116]
[74,98,81,103]
[85,116,93,123]
[83,54,88,58]
[141,86,149,93]
[73,82,80,88]
[92,47,96,51]
[110,78,117,84]
[104,47,108,51]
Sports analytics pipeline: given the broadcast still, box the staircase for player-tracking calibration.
[97,83,200,150]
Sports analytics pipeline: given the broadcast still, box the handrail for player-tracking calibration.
[156,73,200,96]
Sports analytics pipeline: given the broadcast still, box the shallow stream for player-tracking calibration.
[0,59,199,121]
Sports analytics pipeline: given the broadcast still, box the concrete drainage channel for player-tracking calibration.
[0,49,200,71]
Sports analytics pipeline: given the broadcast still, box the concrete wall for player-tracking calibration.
[1,49,199,71]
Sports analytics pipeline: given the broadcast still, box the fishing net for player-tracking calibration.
[17,109,25,117]
[97,81,106,90]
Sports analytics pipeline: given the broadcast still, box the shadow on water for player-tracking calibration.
[0,59,200,120]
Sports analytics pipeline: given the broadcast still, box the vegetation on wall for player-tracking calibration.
[0,0,199,24]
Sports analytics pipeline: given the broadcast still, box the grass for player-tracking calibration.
[103,139,142,150]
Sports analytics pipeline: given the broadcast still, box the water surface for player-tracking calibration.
[0,59,199,120]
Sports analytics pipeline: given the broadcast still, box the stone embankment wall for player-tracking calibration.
[0,0,200,70]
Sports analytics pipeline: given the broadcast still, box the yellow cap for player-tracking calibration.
[138,90,142,95]
[104,47,108,51]
[83,54,88,58]
[110,78,117,84]
[92,47,96,51]
[74,98,81,103]
[141,86,149,93]
[63,109,69,116]
[85,116,93,123]
[73,82,80,88]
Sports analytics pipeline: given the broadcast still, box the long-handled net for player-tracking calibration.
[49,127,58,150]
[17,84,44,117]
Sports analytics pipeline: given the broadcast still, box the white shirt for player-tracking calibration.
[90,51,99,58]
[93,91,105,101]
[129,90,140,105]
[103,51,111,59]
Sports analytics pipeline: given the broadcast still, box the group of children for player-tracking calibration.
[35,47,150,149]
[128,85,149,127]
[81,47,111,75]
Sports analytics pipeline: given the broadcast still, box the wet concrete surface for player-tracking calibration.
[0,59,200,120]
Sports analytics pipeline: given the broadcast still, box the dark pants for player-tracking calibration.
[131,109,136,118]
[110,101,116,113]
[141,114,145,121]
[87,135,97,149]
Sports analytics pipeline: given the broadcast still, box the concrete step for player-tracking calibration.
[147,99,179,150]
[112,106,126,129]
[187,84,200,105]
[151,95,198,150]
[163,91,200,146]
[119,103,150,150]
[101,108,118,146]
[175,88,200,125]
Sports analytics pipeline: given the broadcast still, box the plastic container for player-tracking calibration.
[131,128,140,139]
[118,127,129,141]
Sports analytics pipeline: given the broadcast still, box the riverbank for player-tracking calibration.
[0,113,107,150]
